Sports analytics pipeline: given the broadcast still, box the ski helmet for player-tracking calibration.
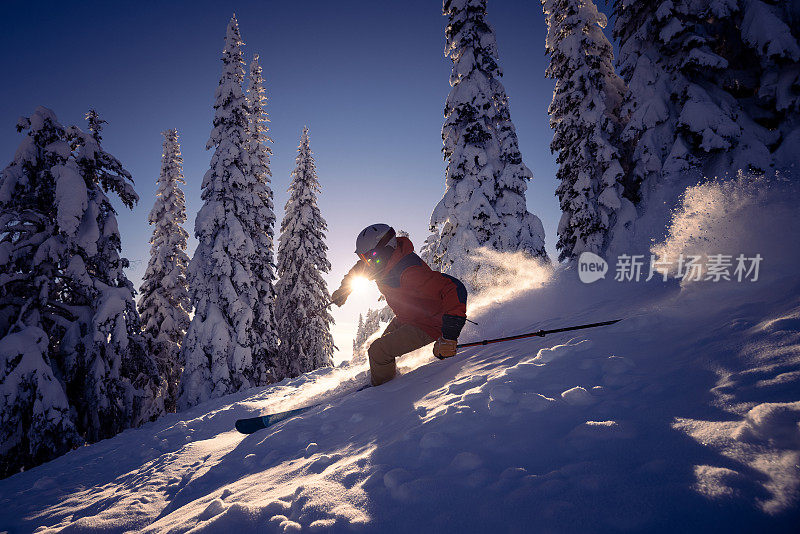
[355,224,397,254]
[355,224,397,269]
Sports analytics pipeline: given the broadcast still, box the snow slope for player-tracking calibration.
[1,175,799,532]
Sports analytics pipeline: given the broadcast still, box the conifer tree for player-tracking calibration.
[740,0,800,168]
[179,15,263,408]
[429,0,548,288]
[0,107,163,476]
[245,54,280,385]
[612,0,797,209]
[275,128,335,377]
[543,0,633,261]
[138,129,190,412]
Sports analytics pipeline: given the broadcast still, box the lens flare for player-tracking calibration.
[348,275,372,293]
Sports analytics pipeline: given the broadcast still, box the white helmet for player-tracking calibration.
[355,224,397,255]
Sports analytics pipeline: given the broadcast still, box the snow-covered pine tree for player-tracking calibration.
[179,15,263,409]
[740,0,800,169]
[543,0,633,261]
[275,128,335,377]
[419,232,440,267]
[62,109,164,435]
[138,129,190,413]
[613,0,794,210]
[0,109,80,477]
[611,0,674,210]
[0,107,163,476]
[429,0,548,288]
[245,54,280,386]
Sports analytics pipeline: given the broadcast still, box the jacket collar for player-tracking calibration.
[375,236,413,280]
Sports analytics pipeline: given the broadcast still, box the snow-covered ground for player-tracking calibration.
[1,174,799,532]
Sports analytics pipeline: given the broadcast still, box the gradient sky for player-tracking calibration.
[0,0,613,362]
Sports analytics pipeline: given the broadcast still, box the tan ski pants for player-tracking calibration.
[368,320,434,386]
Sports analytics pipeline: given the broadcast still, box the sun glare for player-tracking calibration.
[348,275,372,294]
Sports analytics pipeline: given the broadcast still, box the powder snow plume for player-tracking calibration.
[466,248,554,316]
[651,170,800,285]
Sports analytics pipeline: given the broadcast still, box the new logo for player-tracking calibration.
[578,252,608,283]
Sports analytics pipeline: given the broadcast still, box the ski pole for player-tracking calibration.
[457,319,622,349]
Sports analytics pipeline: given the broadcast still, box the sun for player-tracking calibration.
[348,275,372,293]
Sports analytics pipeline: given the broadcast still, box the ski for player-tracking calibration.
[235,384,371,434]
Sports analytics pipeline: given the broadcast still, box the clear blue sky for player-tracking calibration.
[0,0,612,361]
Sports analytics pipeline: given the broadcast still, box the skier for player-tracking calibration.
[331,224,468,386]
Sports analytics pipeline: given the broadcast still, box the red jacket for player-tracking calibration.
[347,237,467,340]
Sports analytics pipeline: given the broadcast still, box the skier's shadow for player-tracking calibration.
[151,365,417,521]
[154,349,466,525]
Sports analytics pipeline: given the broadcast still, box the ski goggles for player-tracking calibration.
[358,248,383,266]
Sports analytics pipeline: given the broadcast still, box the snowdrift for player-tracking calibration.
[1,173,799,532]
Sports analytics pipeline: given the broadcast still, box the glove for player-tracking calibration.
[433,337,458,360]
[331,286,349,307]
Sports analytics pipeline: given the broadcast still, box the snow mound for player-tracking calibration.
[733,402,800,448]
